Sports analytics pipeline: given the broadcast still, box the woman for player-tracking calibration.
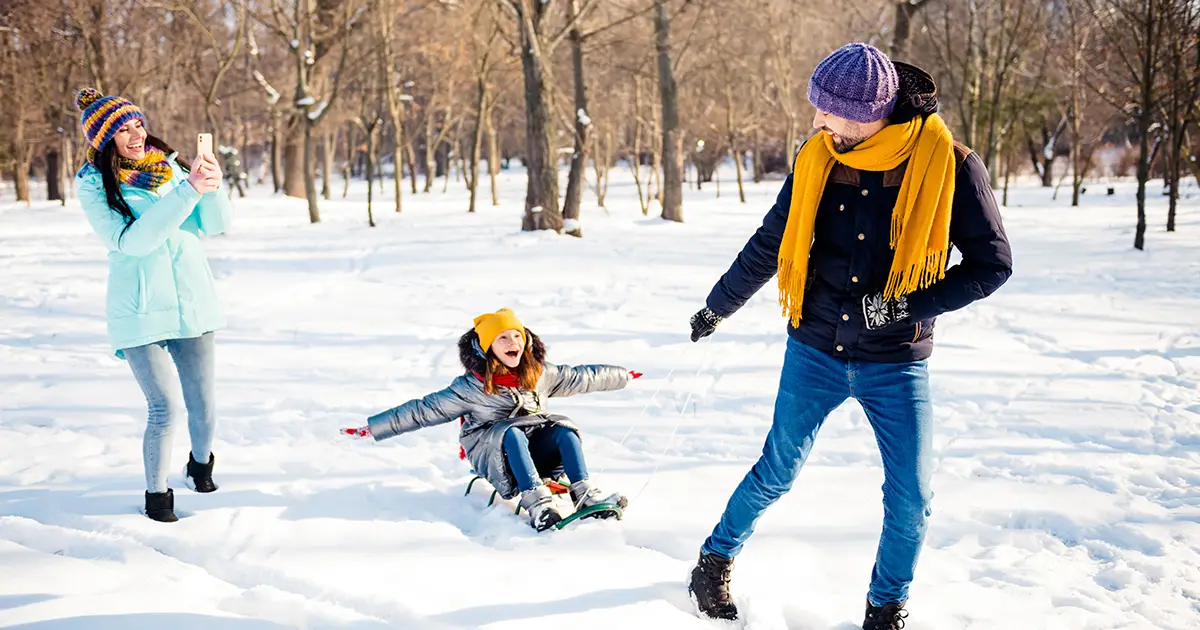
[75,87,232,522]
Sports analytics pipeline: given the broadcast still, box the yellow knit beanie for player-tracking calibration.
[473,308,526,352]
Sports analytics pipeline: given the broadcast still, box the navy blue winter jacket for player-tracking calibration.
[705,141,1013,363]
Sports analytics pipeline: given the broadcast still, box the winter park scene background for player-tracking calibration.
[2,1,1199,629]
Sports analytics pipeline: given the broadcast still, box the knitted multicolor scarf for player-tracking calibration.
[88,145,174,191]
[777,113,956,326]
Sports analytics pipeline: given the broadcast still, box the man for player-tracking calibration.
[685,43,1012,629]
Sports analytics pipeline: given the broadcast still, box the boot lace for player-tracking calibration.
[700,556,733,596]
[866,604,908,630]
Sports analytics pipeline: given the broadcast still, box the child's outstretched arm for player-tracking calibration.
[542,363,634,398]
[365,382,473,440]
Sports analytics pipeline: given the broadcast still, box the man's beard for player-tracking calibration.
[825,128,868,154]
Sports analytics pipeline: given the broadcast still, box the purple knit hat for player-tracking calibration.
[807,43,899,124]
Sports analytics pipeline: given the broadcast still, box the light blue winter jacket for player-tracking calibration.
[77,154,232,358]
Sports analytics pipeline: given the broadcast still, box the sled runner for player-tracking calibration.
[463,470,624,529]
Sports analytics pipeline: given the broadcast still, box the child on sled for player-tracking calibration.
[347,308,639,531]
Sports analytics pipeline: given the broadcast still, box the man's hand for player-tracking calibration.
[862,293,910,330]
[689,307,724,342]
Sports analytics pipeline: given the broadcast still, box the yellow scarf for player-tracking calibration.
[777,113,956,326]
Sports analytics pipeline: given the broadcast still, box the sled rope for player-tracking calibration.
[627,334,713,508]
[579,335,712,514]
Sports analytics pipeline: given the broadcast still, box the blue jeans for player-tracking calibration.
[503,424,588,492]
[124,334,217,494]
[702,338,933,607]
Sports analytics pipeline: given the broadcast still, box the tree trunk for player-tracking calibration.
[890,0,926,60]
[12,113,30,203]
[285,120,306,199]
[424,109,436,193]
[366,124,376,227]
[343,122,354,198]
[1133,1,1158,251]
[271,116,284,193]
[304,121,321,223]
[592,131,610,208]
[405,134,419,195]
[46,148,63,201]
[516,1,562,232]
[655,0,684,223]
[726,86,745,204]
[468,79,487,213]
[487,107,500,206]
[320,128,333,200]
[751,128,764,183]
[561,0,592,238]
[392,114,404,213]
[1167,132,1184,232]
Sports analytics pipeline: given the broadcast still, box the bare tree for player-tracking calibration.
[495,0,588,232]
[254,0,365,223]
[1158,0,1200,232]
[1086,0,1171,250]
[655,0,684,222]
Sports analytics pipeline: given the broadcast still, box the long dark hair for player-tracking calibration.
[97,134,187,241]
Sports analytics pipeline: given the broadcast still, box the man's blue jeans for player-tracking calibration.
[702,338,934,606]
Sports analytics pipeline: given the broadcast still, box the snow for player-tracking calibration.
[577,108,592,128]
[295,96,316,107]
[307,102,328,121]
[1,165,1198,630]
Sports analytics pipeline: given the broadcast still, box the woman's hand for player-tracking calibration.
[187,154,222,194]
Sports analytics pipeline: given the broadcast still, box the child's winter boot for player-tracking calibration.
[569,479,628,510]
[519,484,562,532]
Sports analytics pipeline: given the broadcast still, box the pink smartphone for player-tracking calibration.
[196,133,213,158]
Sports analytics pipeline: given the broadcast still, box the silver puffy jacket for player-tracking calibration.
[367,362,630,499]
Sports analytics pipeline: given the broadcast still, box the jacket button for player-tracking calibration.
[851,276,859,283]
[858,233,865,240]
[836,345,844,352]
[861,189,869,197]
[842,314,850,321]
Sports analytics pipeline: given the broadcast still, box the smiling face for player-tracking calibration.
[112,119,148,160]
[491,329,525,368]
[812,110,886,154]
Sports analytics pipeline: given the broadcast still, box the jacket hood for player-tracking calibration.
[890,61,938,124]
[458,328,547,374]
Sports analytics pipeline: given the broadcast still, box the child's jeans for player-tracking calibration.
[503,424,587,492]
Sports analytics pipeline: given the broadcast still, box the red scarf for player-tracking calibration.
[473,371,521,389]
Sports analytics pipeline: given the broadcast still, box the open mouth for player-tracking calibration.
[504,350,519,359]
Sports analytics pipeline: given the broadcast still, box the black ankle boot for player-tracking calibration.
[687,551,738,620]
[145,489,178,522]
[863,601,908,630]
[185,452,218,493]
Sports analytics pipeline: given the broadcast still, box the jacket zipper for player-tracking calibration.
[912,322,921,343]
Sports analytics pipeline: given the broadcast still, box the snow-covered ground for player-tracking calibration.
[1,164,1197,630]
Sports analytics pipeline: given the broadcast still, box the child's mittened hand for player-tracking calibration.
[341,426,371,438]
[629,371,642,379]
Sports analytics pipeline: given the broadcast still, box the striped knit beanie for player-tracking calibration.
[77,88,145,152]
[807,43,898,124]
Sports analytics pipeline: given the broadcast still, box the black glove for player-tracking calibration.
[862,293,910,330]
[689,307,724,342]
